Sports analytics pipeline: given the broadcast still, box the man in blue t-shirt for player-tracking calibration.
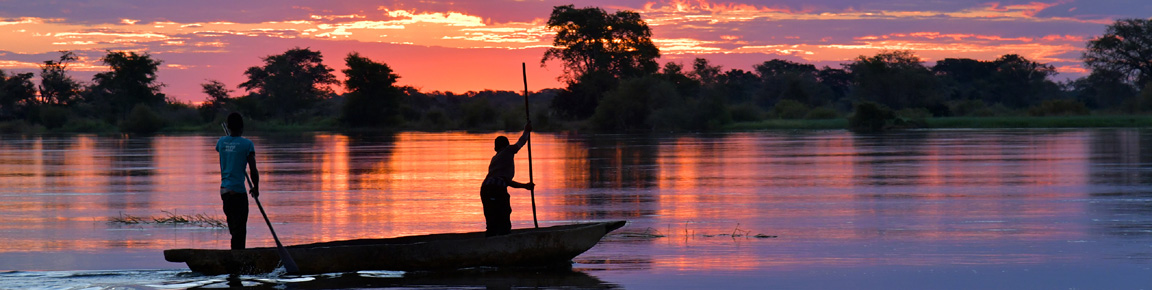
[216,112,260,250]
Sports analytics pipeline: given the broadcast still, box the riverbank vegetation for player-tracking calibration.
[1,7,1150,134]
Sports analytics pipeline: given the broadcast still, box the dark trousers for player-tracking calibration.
[480,183,511,236]
[221,190,248,250]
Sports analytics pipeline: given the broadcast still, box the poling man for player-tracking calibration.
[480,123,534,236]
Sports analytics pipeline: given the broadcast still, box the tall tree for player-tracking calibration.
[934,58,996,102]
[543,5,660,81]
[690,58,723,87]
[91,51,165,118]
[847,50,941,110]
[341,52,402,127]
[0,69,37,119]
[39,51,82,106]
[989,54,1058,108]
[543,5,660,119]
[239,47,337,119]
[933,55,1058,109]
[202,79,232,110]
[1084,18,1152,88]
[753,59,832,108]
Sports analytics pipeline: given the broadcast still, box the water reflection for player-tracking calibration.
[1086,129,1152,239]
[0,130,1150,288]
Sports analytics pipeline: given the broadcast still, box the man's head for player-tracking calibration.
[494,136,509,152]
[226,112,244,137]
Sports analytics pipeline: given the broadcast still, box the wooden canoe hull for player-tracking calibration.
[164,221,626,275]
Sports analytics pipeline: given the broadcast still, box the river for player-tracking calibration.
[1,129,1150,289]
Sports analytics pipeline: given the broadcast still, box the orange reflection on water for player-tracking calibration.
[0,130,1142,274]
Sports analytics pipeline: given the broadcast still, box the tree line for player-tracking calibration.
[541,5,1152,132]
[1,5,1149,134]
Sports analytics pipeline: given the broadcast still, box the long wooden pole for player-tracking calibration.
[522,62,538,228]
[248,174,299,274]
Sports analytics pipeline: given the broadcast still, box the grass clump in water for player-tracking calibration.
[613,227,666,239]
[110,211,227,229]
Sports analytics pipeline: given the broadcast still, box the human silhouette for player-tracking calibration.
[480,124,534,236]
[216,112,260,249]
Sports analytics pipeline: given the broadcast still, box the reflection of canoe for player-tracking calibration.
[241,267,619,289]
[164,221,626,275]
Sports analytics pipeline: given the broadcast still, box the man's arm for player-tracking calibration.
[510,123,532,151]
[507,180,535,191]
[247,152,259,197]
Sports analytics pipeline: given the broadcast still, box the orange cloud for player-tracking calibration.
[642,0,797,14]
[858,32,1035,42]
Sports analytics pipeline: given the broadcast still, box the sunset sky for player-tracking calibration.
[1,0,1148,103]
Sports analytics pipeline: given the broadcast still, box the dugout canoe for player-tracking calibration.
[164,221,626,275]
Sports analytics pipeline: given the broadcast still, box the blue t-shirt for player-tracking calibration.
[217,136,255,193]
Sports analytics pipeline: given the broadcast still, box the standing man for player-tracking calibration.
[217,112,259,249]
[481,124,534,236]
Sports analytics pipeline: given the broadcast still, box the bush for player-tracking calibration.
[420,108,452,131]
[39,106,69,129]
[461,97,498,129]
[730,104,765,122]
[591,76,674,132]
[162,102,203,128]
[848,101,895,132]
[805,107,839,119]
[62,118,115,133]
[972,103,1013,117]
[500,109,525,132]
[894,107,930,128]
[1028,99,1089,116]
[772,99,809,119]
[120,104,165,135]
[947,99,987,117]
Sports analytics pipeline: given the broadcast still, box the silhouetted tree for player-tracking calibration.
[341,52,402,128]
[199,79,233,121]
[0,69,37,119]
[590,75,675,132]
[38,51,82,106]
[690,58,723,87]
[1084,18,1152,88]
[239,47,337,119]
[817,66,852,107]
[202,80,232,109]
[1068,70,1137,109]
[989,54,1058,108]
[659,61,699,97]
[847,50,941,110]
[91,51,165,119]
[543,5,660,119]
[934,58,993,102]
[933,55,1058,109]
[543,5,660,81]
[754,59,831,108]
[720,68,760,106]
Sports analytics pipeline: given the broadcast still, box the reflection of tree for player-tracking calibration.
[556,135,660,220]
[583,135,659,189]
[101,136,156,211]
[345,133,397,191]
[850,131,930,187]
[1087,129,1152,238]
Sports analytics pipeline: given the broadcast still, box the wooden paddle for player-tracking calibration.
[223,122,299,274]
[522,63,538,228]
[246,173,299,274]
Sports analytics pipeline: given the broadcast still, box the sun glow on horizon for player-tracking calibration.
[0,0,1123,101]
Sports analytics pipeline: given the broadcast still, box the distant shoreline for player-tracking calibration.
[4,115,1152,136]
[728,115,1152,131]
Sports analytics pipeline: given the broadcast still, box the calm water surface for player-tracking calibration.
[1,129,1150,289]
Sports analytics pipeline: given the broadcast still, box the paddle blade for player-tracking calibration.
[277,246,300,274]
